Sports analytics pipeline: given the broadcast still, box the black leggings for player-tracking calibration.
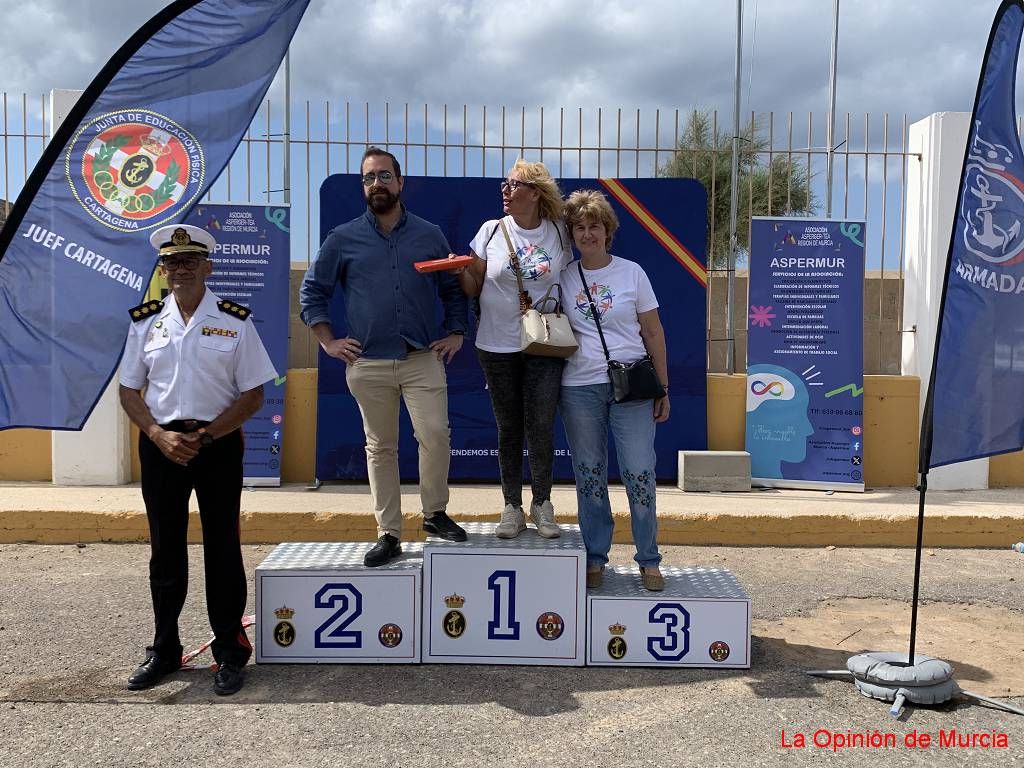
[476,349,565,507]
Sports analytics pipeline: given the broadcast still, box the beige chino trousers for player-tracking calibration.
[345,349,451,538]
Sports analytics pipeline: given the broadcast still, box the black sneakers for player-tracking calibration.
[127,652,182,690]
[364,533,402,567]
[423,510,468,542]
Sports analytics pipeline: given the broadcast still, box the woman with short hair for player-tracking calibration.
[559,189,669,591]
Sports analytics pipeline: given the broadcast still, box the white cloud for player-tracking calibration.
[0,0,1012,121]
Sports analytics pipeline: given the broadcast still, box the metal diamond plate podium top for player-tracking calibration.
[596,565,750,599]
[425,522,585,550]
[257,541,424,570]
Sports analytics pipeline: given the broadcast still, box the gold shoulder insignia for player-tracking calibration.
[217,299,251,320]
[128,300,164,322]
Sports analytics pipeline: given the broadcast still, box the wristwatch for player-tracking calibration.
[198,428,215,448]
[449,329,465,336]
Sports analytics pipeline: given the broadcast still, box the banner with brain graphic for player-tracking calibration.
[747,217,865,491]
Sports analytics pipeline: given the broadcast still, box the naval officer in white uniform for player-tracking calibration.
[119,223,277,696]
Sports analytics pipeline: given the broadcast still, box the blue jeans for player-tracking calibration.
[559,383,661,568]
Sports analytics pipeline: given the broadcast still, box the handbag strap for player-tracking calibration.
[534,282,566,315]
[499,219,532,314]
[577,260,611,361]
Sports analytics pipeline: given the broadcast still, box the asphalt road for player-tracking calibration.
[1,543,1022,767]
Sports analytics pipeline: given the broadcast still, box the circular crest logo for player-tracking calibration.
[709,640,730,662]
[961,161,1024,266]
[536,611,564,641]
[66,109,205,232]
[378,623,403,648]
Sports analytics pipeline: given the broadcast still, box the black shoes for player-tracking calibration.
[127,652,182,690]
[364,533,402,567]
[214,662,245,696]
[423,510,468,542]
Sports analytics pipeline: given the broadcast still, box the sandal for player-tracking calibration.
[586,565,604,589]
[640,566,664,592]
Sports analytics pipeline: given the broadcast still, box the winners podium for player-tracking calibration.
[256,524,751,669]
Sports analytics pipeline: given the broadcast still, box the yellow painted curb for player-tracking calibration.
[1,509,1019,548]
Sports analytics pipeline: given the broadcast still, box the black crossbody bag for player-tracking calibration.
[577,261,665,403]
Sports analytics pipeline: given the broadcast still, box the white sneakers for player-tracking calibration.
[495,504,527,538]
[530,500,561,539]
[495,501,561,539]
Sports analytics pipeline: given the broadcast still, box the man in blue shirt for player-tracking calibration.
[300,147,469,566]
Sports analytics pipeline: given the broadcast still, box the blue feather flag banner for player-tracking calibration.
[925,1,1024,469]
[0,0,309,430]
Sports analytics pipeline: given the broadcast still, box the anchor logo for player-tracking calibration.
[960,121,1024,267]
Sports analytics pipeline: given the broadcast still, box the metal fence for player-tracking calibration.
[0,94,916,373]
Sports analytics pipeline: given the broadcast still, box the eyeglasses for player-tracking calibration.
[500,179,534,194]
[362,170,396,186]
[160,255,206,271]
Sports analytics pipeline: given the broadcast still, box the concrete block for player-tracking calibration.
[678,451,751,493]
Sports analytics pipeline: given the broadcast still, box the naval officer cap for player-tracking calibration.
[149,224,217,258]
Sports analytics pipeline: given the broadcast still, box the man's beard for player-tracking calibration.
[367,188,400,214]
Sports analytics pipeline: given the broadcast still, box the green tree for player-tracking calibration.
[659,110,814,267]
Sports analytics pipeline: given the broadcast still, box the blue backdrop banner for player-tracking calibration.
[927,1,1024,469]
[747,217,866,491]
[314,175,708,483]
[184,203,289,486]
[0,0,309,430]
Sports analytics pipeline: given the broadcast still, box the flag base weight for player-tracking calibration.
[807,651,1024,717]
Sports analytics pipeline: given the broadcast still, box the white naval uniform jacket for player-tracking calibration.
[120,288,277,424]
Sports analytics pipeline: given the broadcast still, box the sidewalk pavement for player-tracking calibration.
[1,481,1022,546]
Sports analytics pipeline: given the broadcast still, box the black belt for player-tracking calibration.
[160,419,211,432]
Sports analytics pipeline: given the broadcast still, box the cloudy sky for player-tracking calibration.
[0,0,1014,121]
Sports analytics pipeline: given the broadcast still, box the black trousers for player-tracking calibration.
[139,423,251,666]
[476,349,565,507]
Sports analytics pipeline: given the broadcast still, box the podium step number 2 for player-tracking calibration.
[256,542,423,663]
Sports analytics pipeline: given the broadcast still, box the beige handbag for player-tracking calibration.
[499,221,578,358]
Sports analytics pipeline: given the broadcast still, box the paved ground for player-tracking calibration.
[1,542,1022,767]
[2,482,1024,547]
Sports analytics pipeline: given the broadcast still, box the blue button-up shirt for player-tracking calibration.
[299,207,469,359]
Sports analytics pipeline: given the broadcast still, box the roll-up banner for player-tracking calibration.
[746,217,865,491]
[186,203,290,486]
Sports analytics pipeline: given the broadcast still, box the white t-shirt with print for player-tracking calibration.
[469,216,571,353]
[560,255,659,386]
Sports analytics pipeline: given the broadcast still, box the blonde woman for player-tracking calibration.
[453,160,571,538]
